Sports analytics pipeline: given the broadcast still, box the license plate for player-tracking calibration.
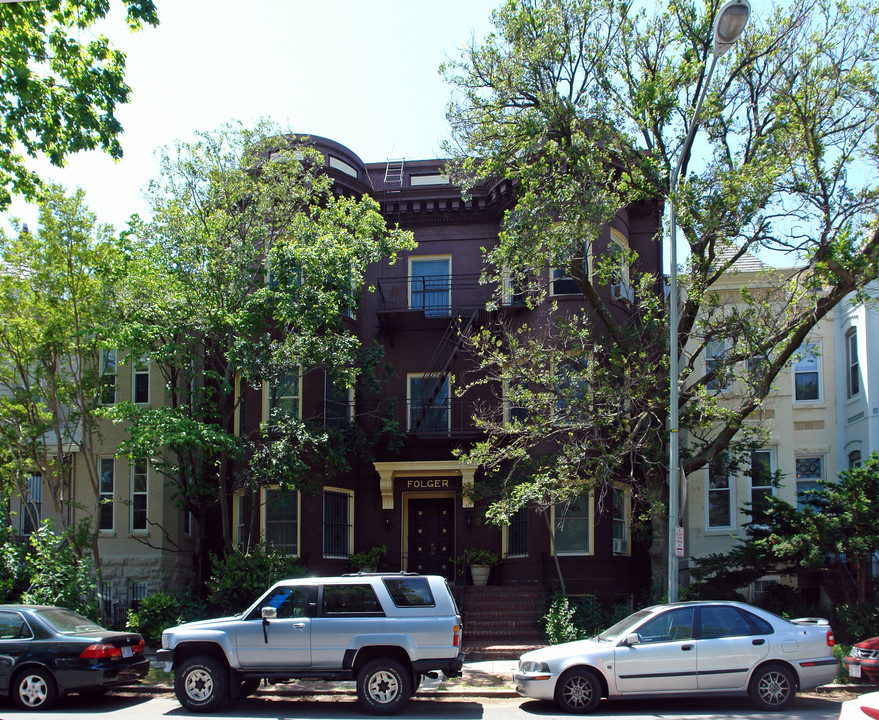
[122,646,133,658]
[849,664,862,678]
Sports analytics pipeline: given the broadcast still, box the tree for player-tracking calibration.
[109,121,414,580]
[0,184,123,597]
[690,454,879,605]
[442,0,879,594]
[0,0,158,209]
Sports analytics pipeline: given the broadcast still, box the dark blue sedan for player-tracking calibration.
[0,604,149,710]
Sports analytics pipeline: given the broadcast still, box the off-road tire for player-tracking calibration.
[175,655,229,713]
[356,657,414,715]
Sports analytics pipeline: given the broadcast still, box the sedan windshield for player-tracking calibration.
[37,608,106,635]
[597,609,653,641]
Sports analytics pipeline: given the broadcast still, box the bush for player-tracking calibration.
[543,593,579,644]
[206,545,305,615]
[126,592,183,646]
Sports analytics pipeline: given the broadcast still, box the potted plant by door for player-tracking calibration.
[348,545,387,573]
[458,548,499,586]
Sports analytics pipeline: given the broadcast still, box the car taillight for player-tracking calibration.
[132,639,145,654]
[827,630,835,647]
[861,706,879,720]
[453,624,460,647]
[80,643,122,660]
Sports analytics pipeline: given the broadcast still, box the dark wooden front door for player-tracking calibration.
[408,497,455,579]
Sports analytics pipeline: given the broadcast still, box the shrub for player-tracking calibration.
[349,545,387,571]
[543,594,579,644]
[207,545,305,614]
[126,592,184,646]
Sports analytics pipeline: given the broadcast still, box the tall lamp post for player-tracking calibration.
[668,0,750,603]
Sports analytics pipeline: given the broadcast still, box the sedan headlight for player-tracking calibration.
[519,660,551,673]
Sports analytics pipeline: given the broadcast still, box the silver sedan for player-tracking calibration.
[514,600,838,713]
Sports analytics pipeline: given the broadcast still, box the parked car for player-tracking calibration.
[843,636,879,683]
[839,690,879,719]
[514,600,837,713]
[0,604,149,711]
[158,572,464,715]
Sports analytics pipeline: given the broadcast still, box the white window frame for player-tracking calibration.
[551,492,593,556]
[408,255,451,316]
[611,486,630,555]
[100,349,117,405]
[706,458,734,530]
[99,457,115,532]
[795,455,824,512]
[322,487,354,559]
[133,355,149,404]
[609,228,631,288]
[792,341,822,403]
[265,369,302,422]
[846,329,860,398]
[131,461,148,532]
[705,340,730,391]
[749,449,776,524]
[263,487,300,556]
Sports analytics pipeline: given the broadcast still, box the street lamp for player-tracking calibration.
[667,0,750,603]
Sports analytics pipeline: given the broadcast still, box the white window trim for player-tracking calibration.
[846,329,860,399]
[322,486,354,559]
[99,457,115,533]
[130,461,148,533]
[263,370,302,422]
[748,448,776,525]
[408,255,452,314]
[609,228,631,288]
[550,492,594,557]
[100,349,117,405]
[261,486,301,557]
[706,461,735,531]
[792,341,822,404]
[611,485,631,556]
[133,355,150,405]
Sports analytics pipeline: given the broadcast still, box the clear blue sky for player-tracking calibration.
[6,0,501,232]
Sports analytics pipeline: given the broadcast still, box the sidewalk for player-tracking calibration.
[138,656,520,697]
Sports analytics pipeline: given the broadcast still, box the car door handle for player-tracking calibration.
[293,622,306,629]
[681,644,694,651]
[752,639,765,645]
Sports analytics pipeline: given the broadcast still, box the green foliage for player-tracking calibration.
[456,548,500,567]
[16,520,97,618]
[543,594,579,644]
[444,0,879,595]
[206,545,306,615]
[349,545,387,571]
[690,454,879,605]
[0,0,158,207]
[542,593,632,644]
[124,591,206,645]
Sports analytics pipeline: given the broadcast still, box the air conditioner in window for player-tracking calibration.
[612,538,626,554]
[611,282,634,304]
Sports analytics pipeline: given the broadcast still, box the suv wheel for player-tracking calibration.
[356,658,413,715]
[176,655,228,713]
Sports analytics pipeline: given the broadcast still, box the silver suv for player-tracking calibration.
[158,573,464,715]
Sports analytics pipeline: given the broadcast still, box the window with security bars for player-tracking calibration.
[323,489,352,559]
[506,507,528,557]
[129,581,148,610]
[796,456,823,511]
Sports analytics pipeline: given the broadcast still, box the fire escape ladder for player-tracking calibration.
[412,310,479,431]
[384,158,405,188]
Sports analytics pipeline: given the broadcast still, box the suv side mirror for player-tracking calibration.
[262,606,277,620]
